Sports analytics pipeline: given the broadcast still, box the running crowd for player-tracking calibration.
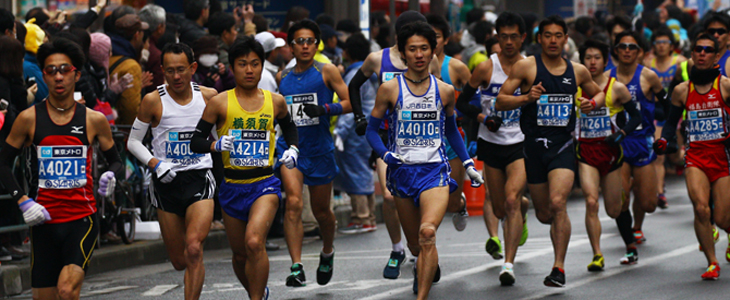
[1,1,730,300]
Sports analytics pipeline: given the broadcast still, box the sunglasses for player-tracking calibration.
[291,37,318,46]
[707,28,728,36]
[694,45,716,53]
[615,43,641,51]
[43,64,77,76]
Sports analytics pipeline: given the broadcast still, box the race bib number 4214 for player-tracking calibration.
[286,93,319,127]
[37,145,87,189]
[537,94,573,127]
[228,129,270,167]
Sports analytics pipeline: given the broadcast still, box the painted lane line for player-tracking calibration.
[141,284,178,296]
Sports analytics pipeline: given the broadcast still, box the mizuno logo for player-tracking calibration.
[562,78,572,85]
[71,126,83,134]
[708,94,717,100]
[194,193,202,197]
[423,96,433,102]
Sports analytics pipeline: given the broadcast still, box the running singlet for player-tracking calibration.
[379,48,407,130]
[651,56,678,90]
[610,65,655,136]
[605,55,616,72]
[719,50,730,77]
[33,101,95,223]
[685,75,730,146]
[479,53,524,145]
[218,89,276,184]
[520,55,578,137]
[576,77,624,141]
[277,61,335,157]
[388,74,447,164]
[151,83,213,172]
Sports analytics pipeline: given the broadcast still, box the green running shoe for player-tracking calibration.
[485,236,503,260]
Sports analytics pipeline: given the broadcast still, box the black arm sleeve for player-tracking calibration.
[0,144,25,201]
[654,89,668,121]
[661,103,684,141]
[455,83,482,119]
[621,100,642,135]
[277,112,299,147]
[71,9,99,29]
[101,146,123,179]
[191,119,215,154]
[348,70,369,117]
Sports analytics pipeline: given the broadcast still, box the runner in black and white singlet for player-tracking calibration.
[127,43,219,300]
[496,15,606,288]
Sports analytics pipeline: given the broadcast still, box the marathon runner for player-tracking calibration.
[275,19,351,287]
[496,15,605,287]
[365,21,483,298]
[578,39,641,269]
[0,37,122,299]
[654,33,730,280]
[127,43,218,300]
[455,11,531,286]
[191,36,299,300]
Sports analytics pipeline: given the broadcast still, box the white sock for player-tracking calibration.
[504,262,514,270]
[393,241,405,253]
[322,249,334,258]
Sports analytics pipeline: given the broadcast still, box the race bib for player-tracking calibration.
[286,93,319,127]
[228,129,270,167]
[166,131,203,166]
[396,110,440,147]
[687,108,725,142]
[490,100,521,128]
[537,94,573,127]
[382,72,401,83]
[580,107,612,139]
[37,145,87,189]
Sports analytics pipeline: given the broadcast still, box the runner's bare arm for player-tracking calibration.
[200,86,219,103]
[191,92,227,153]
[496,58,535,111]
[575,63,606,112]
[323,63,352,114]
[456,60,490,120]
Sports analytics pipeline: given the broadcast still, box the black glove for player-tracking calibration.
[355,114,368,136]
[484,116,503,132]
[604,130,626,146]
[303,104,327,118]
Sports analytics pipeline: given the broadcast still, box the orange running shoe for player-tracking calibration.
[701,262,720,280]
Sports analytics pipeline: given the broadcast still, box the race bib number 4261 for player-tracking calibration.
[37,145,87,189]
[580,108,612,138]
[228,129,270,167]
[688,108,725,142]
[537,94,573,127]
[166,131,203,166]
[286,93,319,127]
[396,110,440,147]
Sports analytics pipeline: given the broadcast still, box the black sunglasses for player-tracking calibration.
[43,64,77,76]
[615,43,641,51]
[694,45,717,53]
[707,28,728,36]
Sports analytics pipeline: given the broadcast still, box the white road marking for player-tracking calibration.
[141,284,178,296]
[79,286,138,297]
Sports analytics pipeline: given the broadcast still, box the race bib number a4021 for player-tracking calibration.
[537,94,573,127]
[396,110,440,147]
[228,129,270,167]
[37,145,87,189]
[166,131,203,166]
[286,93,319,127]
[688,108,725,142]
[580,107,612,139]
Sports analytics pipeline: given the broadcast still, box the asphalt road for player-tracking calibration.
[11,176,730,299]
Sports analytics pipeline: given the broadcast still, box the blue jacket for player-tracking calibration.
[23,53,48,104]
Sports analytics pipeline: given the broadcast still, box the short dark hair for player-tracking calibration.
[397,21,437,55]
[14,20,26,45]
[703,11,730,31]
[466,8,484,26]
[426,14,451,39]
[579,38,609,65]
[25,7,49,27]
[184,0,209,21]
[496,11,526,34]
[287,19,321,45]
[693,33,720,52]
[103,5,135,35]
[208,12,236,36]
[344,32,370,62]
[36,37,86,70]
[575,16,595,36]
[315,13,335,28]
[538,15,567,35]
[472,21,494,45]
[613,30,645,51]
[229,36,266,66]
[484,37,499,56]
[651,26,676,47]
[54,28,91,63]
[0,8,14,35]
[0,36,24,78]
[253,14,268,33]
[161,43,195,65]
[606,15,632,34]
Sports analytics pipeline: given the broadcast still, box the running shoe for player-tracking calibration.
[520,215,529,246]
[699,227,719,251]
[485,236,503,259]
[657,194,668,209]
[412,264,441,294]
[499,265,515,286]
[701,262,721,280]
[633,230,646,244]
[362,224,377,232]
[587,254,604,272]
[338,223,364,234]
[452,193,469,231]
[383,250,406,279]
[619,249,639,265]
[543,267,565,287]
[286,263,306,287]
[263,286,269,300]
[317,251,335,285]
[726,235,730,263]
[433,264,441,283]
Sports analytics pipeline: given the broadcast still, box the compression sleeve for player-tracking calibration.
[621,101,642,135]
[348,70,369,117]
[127,118,154,165]
[455,83,482,119]
[444,114,470,162]
[0,144,25,201]
[661,103,684,141]
[365,115,388,158]
[277,112,299,147]
[102,145,123,179]
[191,119,215,154]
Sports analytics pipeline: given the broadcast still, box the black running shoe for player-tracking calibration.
[413,265,418,294]
[433,264,441,283]
[383,250,406,279]
[286,263,306,287]
[316,251,334,285]
[543,267,565,288]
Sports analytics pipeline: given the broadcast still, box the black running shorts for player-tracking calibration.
[149,169,216,217]
[477,139,524,171]
[523,135,576,184]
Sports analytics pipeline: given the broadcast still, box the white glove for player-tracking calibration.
[382,151,406,165]
[334,134,344,152]
[19,199,51,226]
[154,161,177,184]
[97,171,116,197]
[279,146,299,169]
[463,159,484,187]
[215,135,235,152]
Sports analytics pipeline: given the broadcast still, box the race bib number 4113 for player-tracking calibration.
[37,145,87,189]
[286,93,319,127]
[537,94,573,127]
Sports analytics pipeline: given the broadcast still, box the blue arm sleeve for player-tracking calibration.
[445,114,470,162]
[366,115,388,158]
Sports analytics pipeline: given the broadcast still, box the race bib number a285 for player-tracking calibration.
[38,145,87,189]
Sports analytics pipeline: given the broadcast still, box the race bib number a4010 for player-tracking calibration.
[537,94,573,127]
[37,145,87,189]
[396,110,440,147]
[228,129,270,167]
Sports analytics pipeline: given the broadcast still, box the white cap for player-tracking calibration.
[255,32,286,53]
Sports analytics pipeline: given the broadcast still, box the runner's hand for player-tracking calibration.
[154,161,177,183]
[652,137,678,155]
[355,114,368,136]
[19,199,51,226]
[382,151,406,165]
[279,146,299,169]
[484,116,503,132]
[527,82,545,102]
[303,104,327,118]
[97,171,116,197]
[579,97,596,114]
[463,159,484,187]
[215,135,235,152]
[604,130,626,146]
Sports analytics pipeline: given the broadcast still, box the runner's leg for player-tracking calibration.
[182,199,214,300]
[579,162,602,256]
[281,166,305,264]
[502,159,527,264]
[686,167,717,265]
[416,186,449,300]
[243,194,279,300]
[309,183,335,254]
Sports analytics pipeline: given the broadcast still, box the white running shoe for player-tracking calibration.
[499,266,516,286]
[452,193,469,231]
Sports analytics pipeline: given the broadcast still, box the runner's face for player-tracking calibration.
[583,48,605,77]
[432,27,446,57]
[538,24,567,57]
[707,21,728,49]
[401,35,432,72]
[497,25,524,57]
[291,28,317,62]
[232,52,263,90]
[43,53,80,99]
[616,35,641,65]
[652,36,673,57]
[692,39,718,69]
[162,52,196,95]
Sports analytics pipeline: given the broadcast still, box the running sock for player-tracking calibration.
[616,210,635,246]
[504,262,514,269]
[322,250,334,258]
[393,241,405,253]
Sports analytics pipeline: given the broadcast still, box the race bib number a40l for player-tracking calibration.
[286,93,319,127]
[38,145,87,189]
